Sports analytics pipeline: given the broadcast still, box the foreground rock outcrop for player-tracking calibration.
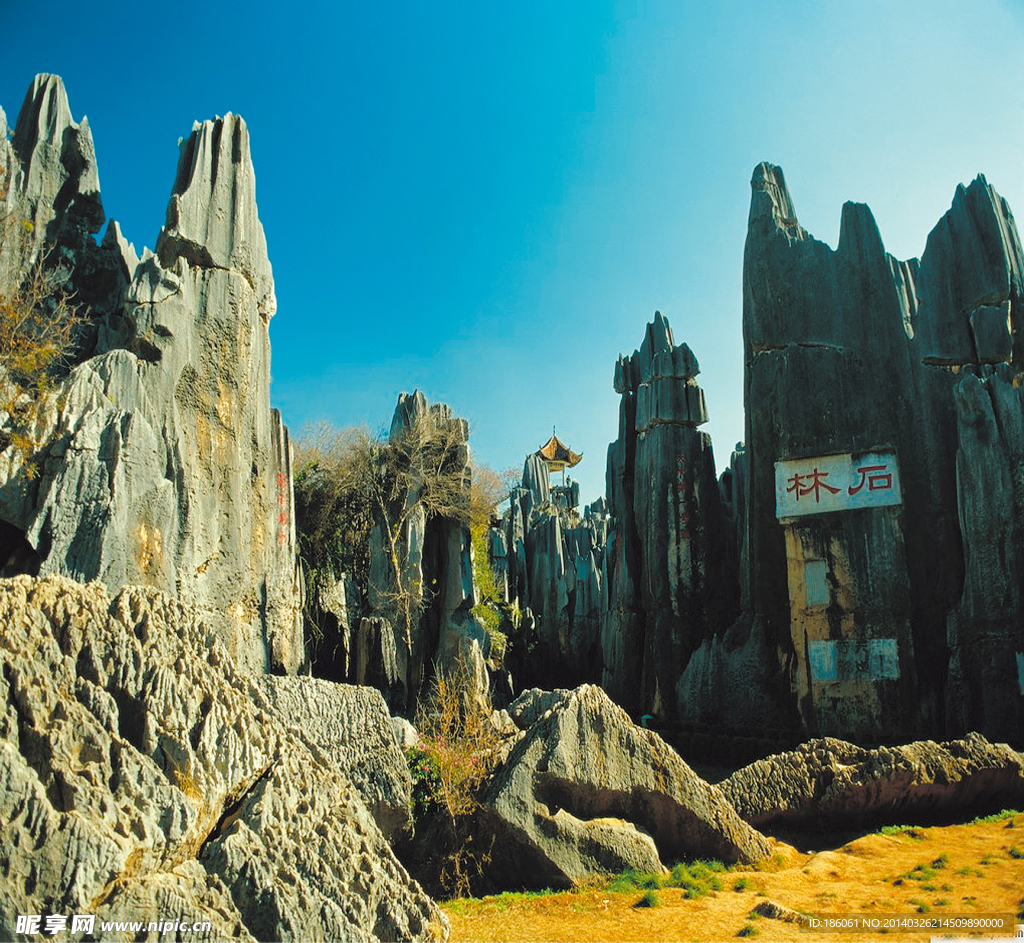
[0,575,447,942]
[720,734,1024,830]
[473,684,772,891]
[0,74,303,676]
[254,676,414,843]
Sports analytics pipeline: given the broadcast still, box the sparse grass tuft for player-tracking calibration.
[671,860,725,899]
[878,824,928,840]
[737,924,758,937]
[606,869,648,894]
[969,809,1020,825]
[633,890,660,908]
[607,860,727,900]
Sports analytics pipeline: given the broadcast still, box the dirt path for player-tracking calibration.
[441,813,1024,942]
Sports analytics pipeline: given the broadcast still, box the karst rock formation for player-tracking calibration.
[498,165,1024,755]
[0,74,303,675]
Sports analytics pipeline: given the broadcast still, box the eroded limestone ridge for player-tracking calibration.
[0,74,303,674]
[0,575,446,942]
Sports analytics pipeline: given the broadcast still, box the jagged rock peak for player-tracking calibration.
[13,74,81,165]
[156,112,275,320]
[916,173,1024,364]
[0,75,304,675]
[614,310,700,394]
[389,389,469,443]
[5,74,104,250]
[748,162,806,242]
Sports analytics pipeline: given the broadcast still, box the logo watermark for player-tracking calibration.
[16,914,213,937]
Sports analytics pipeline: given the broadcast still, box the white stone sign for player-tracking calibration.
[775,451,901,520]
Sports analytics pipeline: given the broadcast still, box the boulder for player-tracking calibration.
[254,676,414,842]
[475,684,772,891]
[0,575,447,942]
[720,734,1024,830]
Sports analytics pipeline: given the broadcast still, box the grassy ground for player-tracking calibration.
[441,811,1024,942]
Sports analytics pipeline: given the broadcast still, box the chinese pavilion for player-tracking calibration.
[535,431,582,484]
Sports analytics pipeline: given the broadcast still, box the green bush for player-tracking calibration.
[406,745,443,822]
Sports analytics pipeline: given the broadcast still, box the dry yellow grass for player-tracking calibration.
[442,813,1024,942]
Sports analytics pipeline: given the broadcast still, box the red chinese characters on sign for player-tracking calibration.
[775,452,901,519]
[786,468,841,503]
[847,464,893,495]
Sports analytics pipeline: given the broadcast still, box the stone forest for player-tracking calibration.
[1,75,1023,941]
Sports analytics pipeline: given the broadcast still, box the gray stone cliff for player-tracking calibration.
[0,74,303,675]
[739,163,1024,744]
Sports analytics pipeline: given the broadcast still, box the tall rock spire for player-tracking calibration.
[0,75,303,675]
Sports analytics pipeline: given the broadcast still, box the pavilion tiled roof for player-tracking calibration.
[535,433,582,471]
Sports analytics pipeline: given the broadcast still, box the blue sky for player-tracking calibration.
[5,1,1024,505]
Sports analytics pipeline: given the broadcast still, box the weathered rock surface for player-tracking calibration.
[736,162,1024,744]
[0,575,446,942]
[749,899,806,924]
[475,684,772,891]
[720,734,1024,830]
[0,75,304,676]
[254,675,414,842]
[946,365,1024,741]
[602,312,740,723]
[307,390,492,716]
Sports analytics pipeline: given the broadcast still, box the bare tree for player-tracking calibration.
[294,405,473,643]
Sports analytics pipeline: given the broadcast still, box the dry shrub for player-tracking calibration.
[415,661,500,819]
[411,660,502,897]
[0,219,81,476]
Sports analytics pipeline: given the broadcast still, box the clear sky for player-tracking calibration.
[5,1,1024,505]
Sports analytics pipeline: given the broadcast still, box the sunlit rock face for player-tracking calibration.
[740,162,1024,744]
[0,74,303,674]
[0,576,445,942]
[473,684,772,893]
